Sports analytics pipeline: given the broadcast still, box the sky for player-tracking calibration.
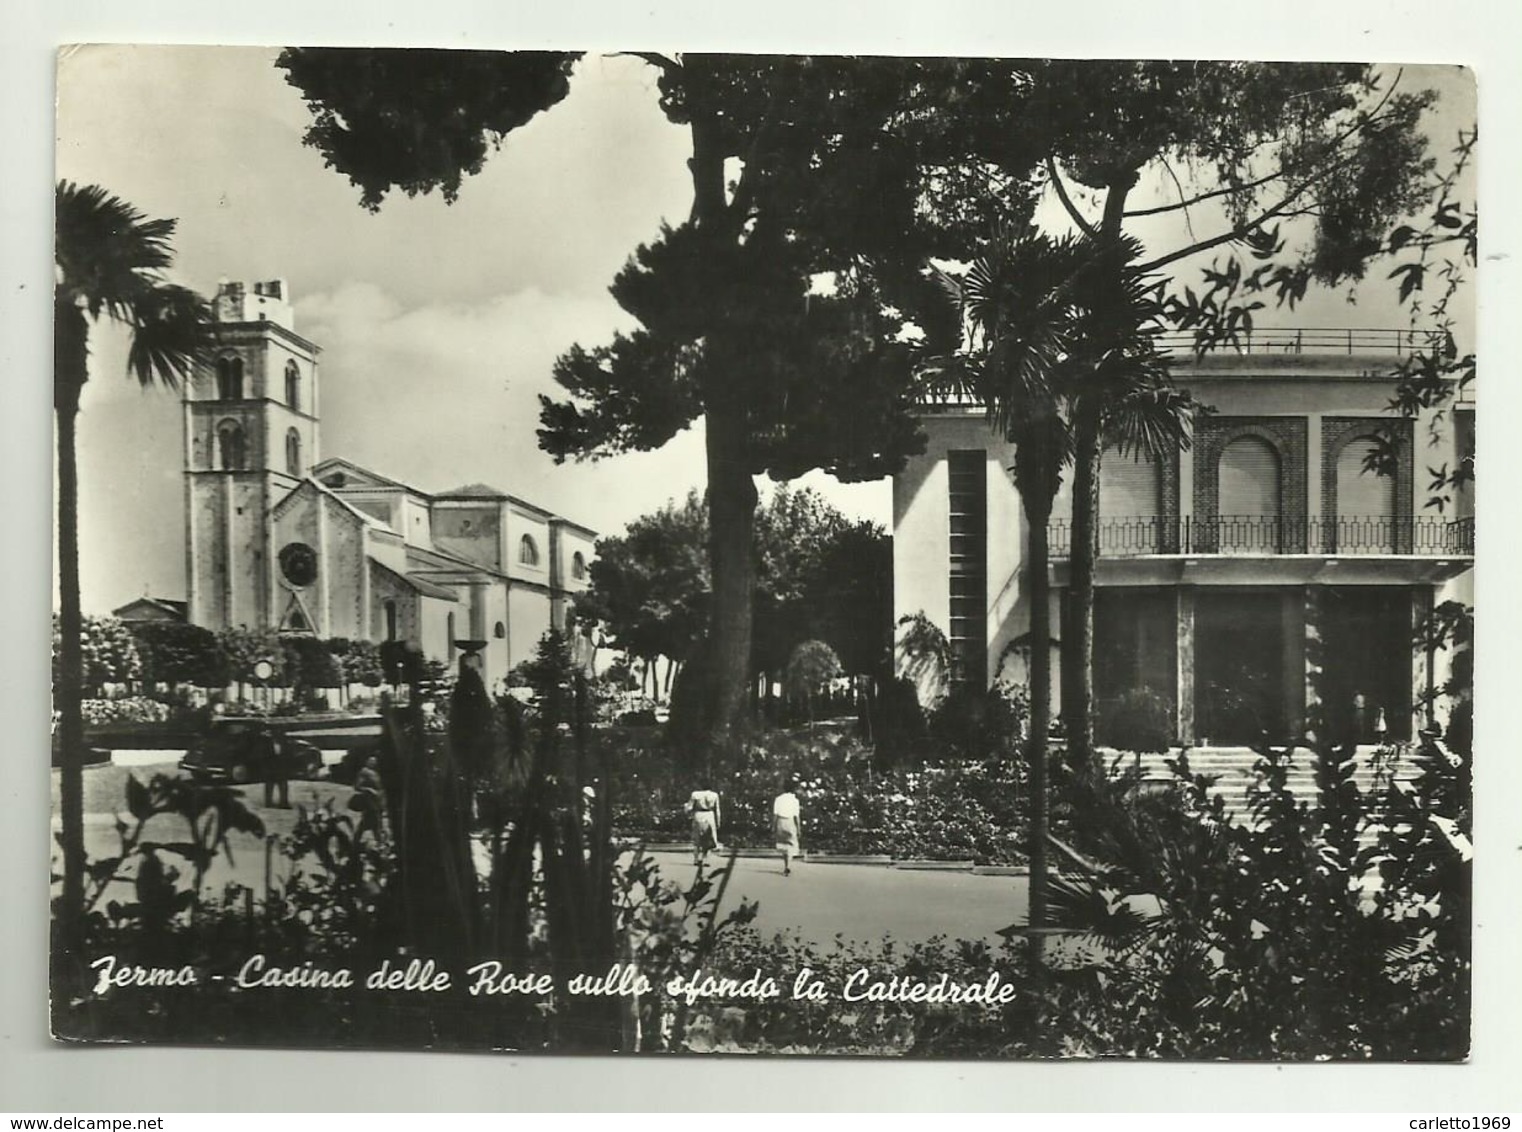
[55,48,1474,614]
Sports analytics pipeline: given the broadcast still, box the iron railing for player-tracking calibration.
[916,327,1447,407]
[1154,326,1443,358]
[1049,515,1474,558]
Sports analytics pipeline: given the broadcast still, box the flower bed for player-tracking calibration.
[79,696,172,726]
[603,727,1028,866]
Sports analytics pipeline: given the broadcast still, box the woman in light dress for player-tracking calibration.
[772,777,803,876]
[686,788,722,865]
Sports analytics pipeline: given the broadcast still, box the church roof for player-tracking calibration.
[112,597,187,623]
[315,463,594,536]
[369,559,460,602]
[437,482,507,499]
[404,541,503,578]
[308,479,392,528]
[311,457,419,496]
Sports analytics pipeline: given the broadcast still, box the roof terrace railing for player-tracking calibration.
[1154,326,1442,357]
[915,328,1444,407]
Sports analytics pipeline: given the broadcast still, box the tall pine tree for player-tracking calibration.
[278,50,936,745]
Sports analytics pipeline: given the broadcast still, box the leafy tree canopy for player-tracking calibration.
[276,49,581,211]
[128,621,224,688]
[576,490,711,669]
[580,485,890,678]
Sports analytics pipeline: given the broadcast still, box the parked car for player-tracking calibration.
[179,718,323,784]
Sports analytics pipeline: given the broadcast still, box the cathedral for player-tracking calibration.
[179,278,596,692]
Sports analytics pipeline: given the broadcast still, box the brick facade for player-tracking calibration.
[1321,417,1415,552]
[1193,416,1310,552]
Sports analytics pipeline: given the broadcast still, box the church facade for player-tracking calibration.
[181,278,596,692]
[893,328,1474,747]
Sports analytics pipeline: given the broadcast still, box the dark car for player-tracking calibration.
[179,718,323,784]
[327,739,385,787]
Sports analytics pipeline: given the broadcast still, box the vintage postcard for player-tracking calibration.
[50,46,1476,1058]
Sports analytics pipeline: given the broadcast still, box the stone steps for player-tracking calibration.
[1106,746,1413,840]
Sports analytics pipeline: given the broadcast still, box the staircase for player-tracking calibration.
[1107,744,1415,828]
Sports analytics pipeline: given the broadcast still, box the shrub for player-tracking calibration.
[217,626,284,686]
[1034,737,1471,1059]
[1094,687,1175,754]
[327,638,383,688]
[783,639,843,719]
[53,614,142,695]
[603,727,1027,865]
[928,679,1028,760]
[864,675,927,768]
[282,636,343,694]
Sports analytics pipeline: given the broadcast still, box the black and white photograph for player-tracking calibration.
[43,41,1485,1066]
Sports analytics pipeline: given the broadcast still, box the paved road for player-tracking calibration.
[647,852,1027,947]
[56,759,1029,949]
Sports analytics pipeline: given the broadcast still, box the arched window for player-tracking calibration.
[571,551,587,580]
[1336,437,1396,553]
[216,356,244,400]
[285,428,302,477]
[216,420,247,470]
[1218,435,1281,553]
[447,612,457,659]
[518,534,540,566]
[383,600,398,642]
[284,360,301,411]
[494,621,506,639]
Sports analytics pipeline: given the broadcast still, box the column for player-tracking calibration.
[1303,586,1322,742]
[1413,585,1435,731]
[469,582,488,641]
[1282,589,1306,742]
[1175,587,1195,745]
[1306,413,1324,552]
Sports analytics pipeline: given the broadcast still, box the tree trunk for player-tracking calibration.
[702,400,758,746]
[54,303,88,990]
[1065,406,1103,767]
[683,82,758,749]
[1025,499,1053,965]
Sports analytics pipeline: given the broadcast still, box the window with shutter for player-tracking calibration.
[1454,409,1474,521]
[1100,449,1163,553]
[1218,436,1281,553]
[1336,438,1396,552]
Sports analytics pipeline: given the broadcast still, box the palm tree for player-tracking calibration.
[1060,237,1196,766]
[920,230,1196,957]
[54,182,210,976]
[919,231,1085,958]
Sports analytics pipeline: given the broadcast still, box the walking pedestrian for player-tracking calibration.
[772,777,803,876]
[685,788,722,865]
[260,727,290,809]
[350,754,387,839]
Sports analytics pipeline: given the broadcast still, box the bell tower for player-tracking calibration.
[183,279,322,631]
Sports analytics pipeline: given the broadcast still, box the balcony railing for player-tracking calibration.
[1049,515,1474,558]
